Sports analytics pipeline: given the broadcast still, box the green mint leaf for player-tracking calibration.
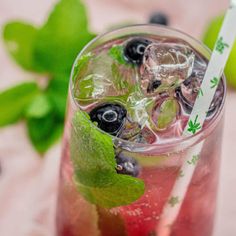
[71,111,116,187]
[157,98,179,129]
[34,0,95,75]
[0,82,39,127]
[72,52,93,82]
[76,175,145,208]
[26,111,62,153]
[47,74,69,120]
[168,196,180,207]
[111,63,130,91]
[72,53,95,99]
[108,45,127,65]
[71,110,145,208]
[3,22,40,71]
[25,93,52,118]
[76,74,95,99]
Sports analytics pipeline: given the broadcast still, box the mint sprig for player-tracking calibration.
[25,94,52,119]
[34,0,94,75]
[26,111,63,153]
[71,110,145,208]
[3,22,39,71]
[1,0,96,153]
[0,82,39,126]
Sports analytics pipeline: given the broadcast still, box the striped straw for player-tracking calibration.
[157,1,236,235]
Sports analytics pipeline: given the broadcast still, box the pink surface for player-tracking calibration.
[0,0,236,235]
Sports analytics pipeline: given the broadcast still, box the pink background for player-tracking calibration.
[0,0,236,235]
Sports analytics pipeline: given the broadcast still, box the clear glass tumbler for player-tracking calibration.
[56,25,226,236]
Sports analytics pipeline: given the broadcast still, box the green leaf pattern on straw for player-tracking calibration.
[157,4,236,235]
[215,36,229,54]
[187,115,201,134]
[178,169,184,178]
[210,77,219,89]
[187,154,200,165]
[168,196,180,207]
[197,88,204,98]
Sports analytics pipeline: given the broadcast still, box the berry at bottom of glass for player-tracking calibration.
[56,25,226,236]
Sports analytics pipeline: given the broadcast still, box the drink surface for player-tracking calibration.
[57,27,225,236]
[72,35,224,145]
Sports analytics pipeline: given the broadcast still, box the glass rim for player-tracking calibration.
[69,24,226,152]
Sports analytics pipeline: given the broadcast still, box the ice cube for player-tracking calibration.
[126,90,156,129]
[140,43,195,96]
[176,60,224,117]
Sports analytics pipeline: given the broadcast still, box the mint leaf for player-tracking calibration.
[25,93,52,118]
[34,0,95,75]
[76,175,145,208]
[111,62,130,91]
[108,45,127,65]
[47,74,69,120]
[72,53,95,99]
[26,111,62,153]
[3,22,39,71]
[72,52,93,82]
[157,98,179,129]
[71,110,145,208]
[76,75,95,99]
[71,111,116,187]
[0,82,39,126]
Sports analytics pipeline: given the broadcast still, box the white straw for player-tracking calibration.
[157,2,236,235]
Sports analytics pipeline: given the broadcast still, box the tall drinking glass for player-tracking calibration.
[56,25,226,236]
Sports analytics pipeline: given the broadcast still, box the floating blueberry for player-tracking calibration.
[89,103,127,135]
[149,12,169,26]
[147,80,162,93]
[115,152,140,177]
[124,38,152,65]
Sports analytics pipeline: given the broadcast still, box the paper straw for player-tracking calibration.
[157,2,236,235]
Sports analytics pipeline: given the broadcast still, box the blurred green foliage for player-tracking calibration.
[0,0,95,153]
[203,14,236,88]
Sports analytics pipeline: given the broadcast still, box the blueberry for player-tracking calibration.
[124,38,152,65]
[115,153,140,177]
[149,12,169,26]
[147,80,162,93]
[89,103,127,135]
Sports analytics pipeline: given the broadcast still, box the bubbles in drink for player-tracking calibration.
[140,43,195,96]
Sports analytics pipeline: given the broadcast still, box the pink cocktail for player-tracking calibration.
[56,25,225,236]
